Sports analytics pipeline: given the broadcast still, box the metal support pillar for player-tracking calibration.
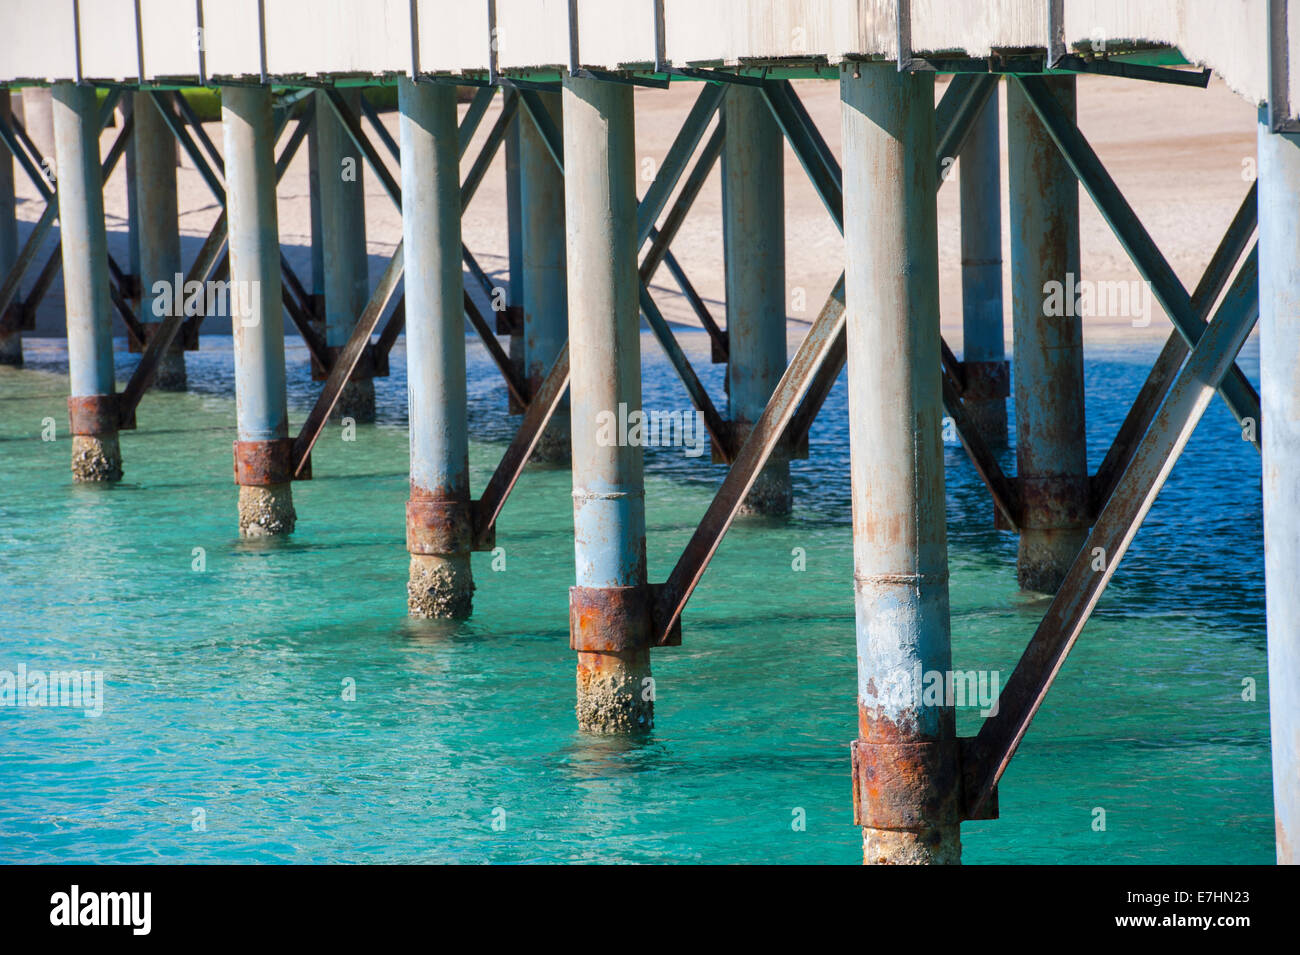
[307,102,325,321]
[21,87,54,172]
[563,75,653,733]
[221,86,296,536]
[1259,108,1300,865]
[841,64,959,864]
[0,91,21,366]
[519,90,569,464]
[398,78,474,619]
[121,98,141,303]
[723,85,791,514]
[504,118,526,411]
[1007,76,1089,593]
[316,89,374,422]
[958,84,1008,444]
[133,92,186,390]
[53,82,122,483]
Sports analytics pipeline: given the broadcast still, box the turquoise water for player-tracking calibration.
[0,329,1272,864]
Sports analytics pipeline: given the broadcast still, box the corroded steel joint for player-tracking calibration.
[851,738,960,830]
[406,494,473,555]
[68,394,120,436]
[570,584,684,653]
[961,360,1010,401]
[1018,474,1092,529]
[233,438,306,485]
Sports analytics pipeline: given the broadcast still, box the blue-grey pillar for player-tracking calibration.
[1007,77,1089,593]
[504,117,526,411]
[563,75,653,733]
[723,84,791,515]
[399,78,474,619]
[519,90,569,464]
[307,102,325,322]
[317,89,374,422]
[121,98,141,306]
[959,85,1008,444]
[1259,108,1300,865]
[0,90,21,366]
[221,86,295,536]
[841,64,958,864]
[134,92,187,390]
[53,82,122,482]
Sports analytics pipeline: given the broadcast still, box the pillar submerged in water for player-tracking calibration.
[563,75,654,734]
[1258,107,1300,866]
[399,78,475,620]
[722,84,791,516]
[53,82,122,483]
[841,63,961,864]
[519,90,570,465]
[316,89,375,423]
[221,85,296,536]
[133,91,187,391]
[1007,76,1090,594]
[958,84,1008,446]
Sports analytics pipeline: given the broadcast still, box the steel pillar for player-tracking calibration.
[841,64,959,864]
[53,83,122,483]
[1259,109,1300,865]
[398,78,474,619]
[563,75,653,733]
[504,118,525,411]
[307,104,325,320]
[1007,77,1089,593]
[958,84,1008,444]
[133,92,186,390]
[121,98,141,303]
[0,91,21,366]
[221,86,295,536]
[723,85,791,515]
[316,89,374,422]
[21,87,54,171]
[519,90,569,464]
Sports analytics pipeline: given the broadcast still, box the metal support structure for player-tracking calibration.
[562,74,654,733]
[221,86,296,537]
[519,90,569,463]
[399,78,475,620]
[722,85,791,514]
[1258,108,1300,864]
[52,82,122,483]
[133,91,186,390]
[1007,76,1089,593]
[503,115,526,411]
[307,102,325,319]
[958,83,1007,444]
[0,91,20,366]
[841,63,960,865]
[315,89,375,422]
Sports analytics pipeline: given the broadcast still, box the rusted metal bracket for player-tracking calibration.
[234,437,310,485]
[851,737,998,827]
[964,244,1260,819]
[69,394,133,435]
[570,583,682,653]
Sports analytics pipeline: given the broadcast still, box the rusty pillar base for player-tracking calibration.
[862,825,961,865]
[1017,526,1088,594]
[408,553,474,619]
[331,378,376,424]
[237,483,296,537]
[0,328,21,367]
[531,417,571,467]
[576,649,653,734]
[963,399,1008,448]
[71,434,123,483]
[141,323,187,391]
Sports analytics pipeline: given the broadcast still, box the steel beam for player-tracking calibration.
[52,82,121,483]
[722,85,790,513]
[958,83,1008,444]
[841,63,959,865]
[0,92,20,366]
[222,86,295,536]
[562,74,653,733]
[1258,110,1300,865]
[399,78,474,620]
